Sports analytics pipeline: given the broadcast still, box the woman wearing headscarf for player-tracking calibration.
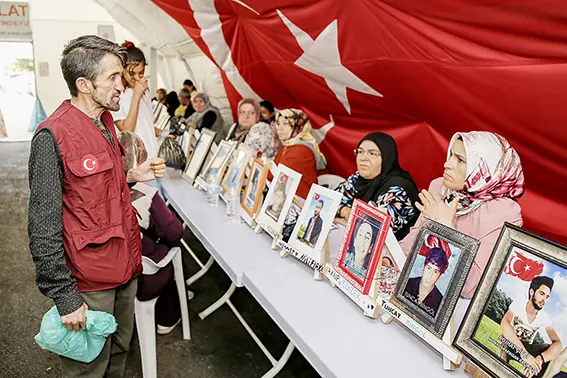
[336,132,420,241]
[226,98,281,160]
[119,131,184,334]
[401,131,525,298]
[274,108,326,199]
[186,92,225,143]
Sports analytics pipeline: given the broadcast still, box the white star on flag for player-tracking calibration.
[277,10,382,114]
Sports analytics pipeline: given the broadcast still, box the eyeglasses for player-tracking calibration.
[238,111,256,117]
[354,148,381,158]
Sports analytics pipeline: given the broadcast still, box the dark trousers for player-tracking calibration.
[60,278,137,378]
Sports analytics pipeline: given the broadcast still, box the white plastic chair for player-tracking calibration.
[134,247,190,378]
[317,174,345,190]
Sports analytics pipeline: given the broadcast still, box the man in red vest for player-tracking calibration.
[28,35,165,377]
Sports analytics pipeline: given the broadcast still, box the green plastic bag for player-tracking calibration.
[34,306,117,363]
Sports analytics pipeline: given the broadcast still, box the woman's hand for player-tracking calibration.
[415,190,458,228]
[340,206,352,219]
[133,75,150,100]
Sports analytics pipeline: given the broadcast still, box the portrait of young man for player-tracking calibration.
[499,276,563,378]
[402,247,449,318]
[299,199,324,247]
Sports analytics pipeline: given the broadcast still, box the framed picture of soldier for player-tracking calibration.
[256,164,301,238]
[182,128,216,184]
[455,223,567,378]
[391,217,479,339]
[335,199,392,295]
[288,185,343,262]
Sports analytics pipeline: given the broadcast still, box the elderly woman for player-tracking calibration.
[186,92,225,143]
[401,131,525,298]
[274,108,327,199]
[226,98,280,160]
[336,132,419,241]
[119,131,184,335]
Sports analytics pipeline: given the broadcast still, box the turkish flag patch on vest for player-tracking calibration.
[81,154,99,174]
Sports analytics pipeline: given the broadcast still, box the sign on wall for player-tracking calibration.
[0,2,31,42]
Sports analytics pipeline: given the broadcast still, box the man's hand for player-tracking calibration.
[523,354,542,378]
[133,75,150,100]
[127,158,166,183]
[60,303,88,332]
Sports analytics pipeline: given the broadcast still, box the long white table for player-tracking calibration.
[162,170,468,378]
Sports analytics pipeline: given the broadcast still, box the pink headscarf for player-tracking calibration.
[442,131,525,216]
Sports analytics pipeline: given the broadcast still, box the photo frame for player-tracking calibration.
[391,217,479,338]
[335,199,392,295]
[288,185,342,264]
[241,159,269,226]
[256,164,302,238]
[455,223,567,378]
[182,128,216,185]
[221,143,253,197]
[197,140,237,186]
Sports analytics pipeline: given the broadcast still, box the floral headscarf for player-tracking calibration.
[442,131,525,216]
[275,108,326,170]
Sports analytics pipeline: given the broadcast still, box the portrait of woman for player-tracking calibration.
[266,181,288,222]
[344,221,375,280]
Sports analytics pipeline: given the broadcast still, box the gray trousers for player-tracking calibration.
[60,278,137,378]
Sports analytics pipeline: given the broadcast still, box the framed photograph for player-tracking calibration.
[391,217,479,338]
[335,199,392,295]
[289,185,342,262]
[182,129,216,184]
[241,159,269,223]
[221,143,253,196]
[377,231,407,300]
[455,223,567,378]
[198,140,237,185]
[256,164,302,237]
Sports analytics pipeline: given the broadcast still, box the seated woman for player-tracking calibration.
[119,131,184,334]
[401,131,524,298]
[260,100,276,125]
[186,93,225,143]
[274,108,327,199]
[226,98,280,160]
[336,132,419,241]
[165,91,180,118]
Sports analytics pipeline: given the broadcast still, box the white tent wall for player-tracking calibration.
[93,0,234,124]
[28,0,138,115]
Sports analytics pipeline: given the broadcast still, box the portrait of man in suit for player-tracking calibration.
[299,200,324,247]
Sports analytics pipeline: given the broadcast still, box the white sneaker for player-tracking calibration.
[157,319,181,335]
[187,290,195,300]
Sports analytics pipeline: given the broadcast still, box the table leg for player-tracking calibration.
[186,255,215,286]
[199,283,237,320]
[260,341,295,378]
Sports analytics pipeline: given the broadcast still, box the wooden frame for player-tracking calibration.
[391,217,479,339]
[455,223,567,378]
[288,185,342,266]
[197,140,237,186]
[256,164,302,239]
[221,143,253,197]
[182,128,216,185]
[335,199,392,295]
[241,159,269,226]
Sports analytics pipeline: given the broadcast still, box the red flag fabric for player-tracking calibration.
[418,234,452,260]
[153,0,567,244]
[504,250,544,281]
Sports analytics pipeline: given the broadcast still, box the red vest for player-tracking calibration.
[36,101,142,292]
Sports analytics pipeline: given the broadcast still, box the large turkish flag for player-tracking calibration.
[153,0,567,244]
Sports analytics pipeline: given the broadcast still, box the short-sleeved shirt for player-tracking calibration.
[111,88,159,159]
[509,300,552,344]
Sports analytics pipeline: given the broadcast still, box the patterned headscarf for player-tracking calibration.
[118,131,148,171]
[442,131,525,216]
[275,108,327,170]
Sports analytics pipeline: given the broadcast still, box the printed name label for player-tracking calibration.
[277,241,324,272]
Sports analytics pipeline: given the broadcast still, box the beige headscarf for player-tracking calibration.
[276,108,327,170]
